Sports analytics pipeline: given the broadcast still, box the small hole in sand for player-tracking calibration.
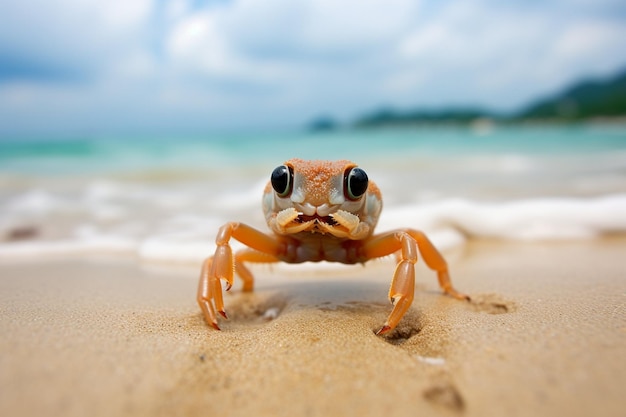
[380,323,422,345]
[469,293,516,314]
[423,381,465,412]
[226,292,287,325]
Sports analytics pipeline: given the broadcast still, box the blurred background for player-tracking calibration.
[0,0,625,263]
[1,0,625,135]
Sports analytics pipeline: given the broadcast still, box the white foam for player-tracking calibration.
[205,179,268,211]
[379,194,626,241]
[83,180,125,201]
[1,192,626,265]
[5,189,73,214]
[137,238,212,264]
[0,236,136,259]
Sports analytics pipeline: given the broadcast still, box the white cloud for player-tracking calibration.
[389,2,626,109]
[552,21,626,68]
[224,0,418,57]
[1,0,625,134]
[167,12,232,75]
[0,0,153,85]
[164,0,418,82]
[94,0,153,32]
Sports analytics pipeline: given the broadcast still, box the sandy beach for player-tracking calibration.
[1,237,624,417]
[3,1,626,415]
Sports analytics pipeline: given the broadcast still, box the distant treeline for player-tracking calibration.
[517,68,626,121]
[309,67,626,130]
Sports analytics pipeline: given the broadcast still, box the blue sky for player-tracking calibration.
[1,0,625,136]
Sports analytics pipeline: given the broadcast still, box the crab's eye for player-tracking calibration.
[271,165,294,197]
[344,167,368,201]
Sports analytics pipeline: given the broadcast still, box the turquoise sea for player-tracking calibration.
[2,124,626,174]
[1,124,626,263]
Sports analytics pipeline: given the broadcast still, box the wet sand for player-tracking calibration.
[1,238,625,417]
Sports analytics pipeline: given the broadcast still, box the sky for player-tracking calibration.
[1,0,626,136]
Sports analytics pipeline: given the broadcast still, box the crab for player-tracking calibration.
[197,159,469,335]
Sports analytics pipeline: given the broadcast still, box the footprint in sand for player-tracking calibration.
[215,292,288,326]
[378,309,423,346]
[379,317,466,413]
[375,293,515,414]
[379,292,516,345]
[468,293,517,314]
[423,377,466,412]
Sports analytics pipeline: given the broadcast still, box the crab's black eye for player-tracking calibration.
[271,165,294,197]
[344,167,368,201]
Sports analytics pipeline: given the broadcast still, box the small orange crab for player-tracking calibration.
[198,159,469,334]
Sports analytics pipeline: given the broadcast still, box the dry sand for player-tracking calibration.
[1,238,625,417]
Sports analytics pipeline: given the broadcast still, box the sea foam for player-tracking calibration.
[1,193,625,265]
[379,194,626,246]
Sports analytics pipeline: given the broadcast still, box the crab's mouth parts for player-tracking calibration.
[296,214,338,226]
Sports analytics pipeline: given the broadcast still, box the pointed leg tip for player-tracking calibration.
[445,289,471,302]
[210,322,221,331]
[218,310,228,319]
[376,325,392,335]
[456,292,471,302]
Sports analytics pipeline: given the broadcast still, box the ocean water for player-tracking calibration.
[1,124,626,264]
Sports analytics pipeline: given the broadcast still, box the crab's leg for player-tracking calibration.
[362,229,469,334]
[198,257,222,329]
[402,229,470,301]
[197,222,283,330]
[235,249,280,292]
